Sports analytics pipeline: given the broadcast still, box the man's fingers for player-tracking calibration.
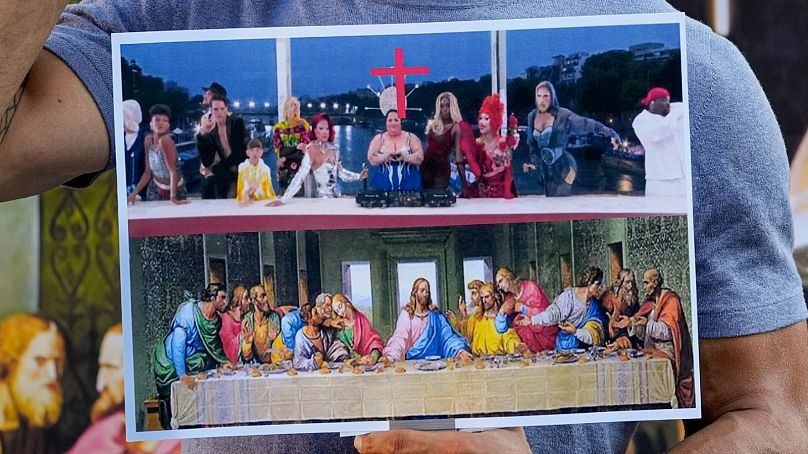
[355,430,443,454]
[354,428,529,454]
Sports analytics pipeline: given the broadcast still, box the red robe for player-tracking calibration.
[457,121,480,197]
[506,280,557,352]
[637,289,694,408]
[219,313,241,364]
[351,310,385,357]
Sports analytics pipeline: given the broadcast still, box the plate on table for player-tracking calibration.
[552,352,579,364]
[327,362,343,370]
[414,360,448,371]
[361,363,383,372]
[629,349,645,358]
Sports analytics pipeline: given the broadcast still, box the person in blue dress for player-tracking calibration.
[524,81,620,197]
[367,110,424,191]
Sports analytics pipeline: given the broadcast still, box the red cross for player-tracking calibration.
[370,48,430,119]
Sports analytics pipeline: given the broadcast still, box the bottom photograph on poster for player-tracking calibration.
[125,216,697,439]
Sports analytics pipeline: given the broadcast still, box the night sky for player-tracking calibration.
[121,23,680,105]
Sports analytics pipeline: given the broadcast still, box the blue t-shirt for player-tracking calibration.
[46,1,807,452]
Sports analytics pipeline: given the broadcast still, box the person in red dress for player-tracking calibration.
[470,94,518,199]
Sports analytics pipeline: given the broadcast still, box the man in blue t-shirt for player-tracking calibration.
[1,1,807,453]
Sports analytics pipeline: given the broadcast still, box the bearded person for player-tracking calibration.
[241,285,285,364]
[152,284,232,428]
[383,278,471,362]
[293,304,349,372]
[615,268,694,408]
[0,314,65,454]
[66,324,181,454]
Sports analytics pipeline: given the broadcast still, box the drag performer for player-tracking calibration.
[367,109,424,191]
[273,96,310,193]
[270,112,366,205]
[422,92,475,193]
[470,94,518,199]
[524,81,619,197]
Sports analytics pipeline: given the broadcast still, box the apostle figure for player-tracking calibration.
[219,285,247,364]
[293,304,350,371]
[66,324,181,454]
[383,278,472,362]
[241,285,285,364]
[152,284,232,428]
[330,294,385,365]
[494,267,557,353]
[0,314,65,454]
[457,283,526,356]
[614,268,694,408]
[601,269,641,350]
[519,266,607,351]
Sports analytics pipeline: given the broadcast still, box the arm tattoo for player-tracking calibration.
[0,81,26,149]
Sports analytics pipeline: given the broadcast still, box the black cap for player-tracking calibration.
[203,82,227,97]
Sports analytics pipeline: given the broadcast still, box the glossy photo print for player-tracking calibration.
[123,217,698,441]
[111,14,700,442]
[114,15,692,238]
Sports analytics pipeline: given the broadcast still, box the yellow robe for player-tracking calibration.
[465,314,522,356]
[236,160,275,202]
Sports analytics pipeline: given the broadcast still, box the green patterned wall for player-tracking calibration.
[625,216,692,328]
[38,171,121,451]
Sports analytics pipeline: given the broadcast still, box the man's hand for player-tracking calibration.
[500,299,515,315]
[671,322,808,452]
[558,322,576,334]
[179,374,196,390]
[354,428,530,454]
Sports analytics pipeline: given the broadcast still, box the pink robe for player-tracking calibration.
[383,309,428,361]
[219,313,241,364]
[507,280,558,352]
[66,411,181,454]
[351,310,385,356]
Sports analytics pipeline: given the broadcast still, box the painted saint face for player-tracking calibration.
[211,100,228,122]
[310,306,325,326]
[315,119,330,143]
[150,114,170,135]
[320,296,333,318]
[415,281,430,306]
[642,270,658,298]
[495,274,512,294]
[480,290,495,311]
[10,326,65,427]
[227,302,243,323]
[586,281,602,300]
[470,288,481,305]
[440,96,451,120]
[333,299,346,318]
[207,290,225,313]
[386,111,402,135]
[621,274,635,292]
[96,331,125,409]
[246,146,263,165]
[535,87,552,113]
[254,289,270,312]
[478,113,491,135]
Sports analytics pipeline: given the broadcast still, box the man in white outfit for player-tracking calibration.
[633,87,687,197]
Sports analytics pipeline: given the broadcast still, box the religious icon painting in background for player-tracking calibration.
[111,13,700,442]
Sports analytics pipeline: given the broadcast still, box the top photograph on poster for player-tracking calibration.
[113,15,692,237]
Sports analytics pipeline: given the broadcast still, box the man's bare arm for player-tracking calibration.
[0,1,107,201]
[671,321,808,452]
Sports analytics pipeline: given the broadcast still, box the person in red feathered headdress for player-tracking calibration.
[469,94,519,199]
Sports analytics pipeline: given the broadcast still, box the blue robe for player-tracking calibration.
[556,299,606,351]
[281,309,303,350]
[405,311,470,360]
